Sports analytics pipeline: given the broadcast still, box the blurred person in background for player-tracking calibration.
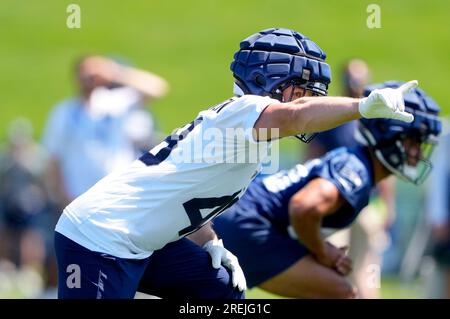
[304,59,396,298]
[41,55,169,295]
[42,55,169,210]
[0,118,51,297]
[425,122,450,298]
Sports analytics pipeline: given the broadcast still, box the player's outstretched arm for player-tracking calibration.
[254,80,418,141]
[288,178,351,275]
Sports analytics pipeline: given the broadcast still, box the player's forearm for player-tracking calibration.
[291,212,327,259]
[284,96,360,137]
[186,221,218,246]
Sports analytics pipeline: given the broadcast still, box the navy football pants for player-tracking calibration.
[54,231,244,299]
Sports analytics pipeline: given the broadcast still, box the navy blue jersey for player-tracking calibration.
[223,146,374,231]
[214,146,375,287]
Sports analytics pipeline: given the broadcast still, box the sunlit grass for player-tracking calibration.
[246,277,424,299]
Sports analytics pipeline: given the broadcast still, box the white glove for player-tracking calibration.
[358,80,417,123]
[203,238,247,291]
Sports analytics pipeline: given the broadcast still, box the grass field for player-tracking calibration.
[1,0,450,141]
[246,277,424,299]
[0,0,448,299]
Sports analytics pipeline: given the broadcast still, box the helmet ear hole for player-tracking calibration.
[254,74,266,87]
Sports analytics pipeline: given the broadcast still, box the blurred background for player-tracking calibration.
[0,0,450,298]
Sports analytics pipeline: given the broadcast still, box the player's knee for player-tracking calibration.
[307,276,356,299]
[213,267,245,299]
[334,279,357,299]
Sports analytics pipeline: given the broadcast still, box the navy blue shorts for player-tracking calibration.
[214,208,309,288]
[54,231,244,299]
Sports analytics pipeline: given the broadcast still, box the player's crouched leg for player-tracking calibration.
[54,231,149,299]
[137,238,245,299]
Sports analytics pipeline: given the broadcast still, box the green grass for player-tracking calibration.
[246,277,424,299]
[1,0,450,141]
[0,1,447,299]
[379,277,423,299]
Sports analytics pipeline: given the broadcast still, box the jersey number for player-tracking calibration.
[178,190,241,236]
[139,116,204,166]
[140,99,234,166]
[138,99,238,236]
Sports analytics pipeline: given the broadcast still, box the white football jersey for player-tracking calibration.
[56,95,277,259]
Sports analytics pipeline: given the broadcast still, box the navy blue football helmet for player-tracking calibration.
[230,28,332,142]
[355,81,442,184]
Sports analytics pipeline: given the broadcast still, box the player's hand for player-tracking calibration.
[316,242,343,268]
[334,247,353,276]
[358,80,417,123]
[316,243,352,275]
[203,238,247,291]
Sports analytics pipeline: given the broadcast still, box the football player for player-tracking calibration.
[54,28,417,299]
[213,81,442,298]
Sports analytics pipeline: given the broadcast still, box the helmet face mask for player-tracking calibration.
[374,132,438,185]
[274,79,324,101]
[356,81,442,185]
